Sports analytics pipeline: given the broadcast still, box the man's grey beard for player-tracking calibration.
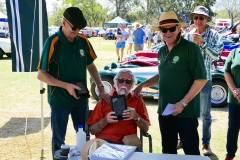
[116,86,131,96]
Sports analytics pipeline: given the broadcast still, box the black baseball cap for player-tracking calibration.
[63,7,87,30]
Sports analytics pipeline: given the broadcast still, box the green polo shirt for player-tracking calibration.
[158,37,207,118]
[38,27,97,107]
[223,48,240,105]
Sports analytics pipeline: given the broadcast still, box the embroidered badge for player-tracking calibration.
[80,49,85,56]
[172,56,179,64]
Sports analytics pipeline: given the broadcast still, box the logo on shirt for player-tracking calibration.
[79,49,85,57]
[172,56,179,64]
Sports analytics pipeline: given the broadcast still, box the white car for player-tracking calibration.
[0,38,11,59]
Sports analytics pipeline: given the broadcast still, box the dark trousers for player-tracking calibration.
[226,103,240,158]
[51,104,88,160]
[159,115,200,155]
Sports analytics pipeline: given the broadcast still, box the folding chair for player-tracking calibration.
[85,109,153,153]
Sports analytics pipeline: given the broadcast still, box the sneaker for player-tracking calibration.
[202,144,213,156]
[225,155,233,160]
[117,58,120,62]
[176,139,183,149]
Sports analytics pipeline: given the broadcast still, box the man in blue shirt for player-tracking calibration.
[133,23,146,53]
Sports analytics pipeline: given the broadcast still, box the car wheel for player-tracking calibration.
[0,49,4,59]
[211,80,228,108]
[6,53,11,57]
[90,76,114,100]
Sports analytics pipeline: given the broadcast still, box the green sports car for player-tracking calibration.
[90,62,228,108]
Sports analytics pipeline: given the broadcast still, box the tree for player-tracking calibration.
[214,0,240,23]
[106,0,137,18]
[0,2,7,15]
[64,0,108,27]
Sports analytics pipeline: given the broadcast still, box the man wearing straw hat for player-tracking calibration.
[185,6,223,156]
[134,10,207,155]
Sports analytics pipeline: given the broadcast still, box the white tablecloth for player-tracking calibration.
[129,152,210,160]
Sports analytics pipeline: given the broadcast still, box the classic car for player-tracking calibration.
[90,62,228,108]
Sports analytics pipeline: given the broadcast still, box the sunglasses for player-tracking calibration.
[193,16,205,21]
[117,79,133,84]
[64,18,79,31]
[160,25,178,33]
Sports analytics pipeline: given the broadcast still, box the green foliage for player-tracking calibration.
[0,2,7,15]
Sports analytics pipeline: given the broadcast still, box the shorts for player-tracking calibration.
[134,44,144,51]
[116,42,126,48]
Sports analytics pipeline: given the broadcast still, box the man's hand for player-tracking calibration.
[98,90,110,103]
[133,83,143,98]
[170,102,184,116]
[106,111,118,123]
[192,33,203,45]
[233,88,240,103]
[122,109,137,120]
[66,83,80,99]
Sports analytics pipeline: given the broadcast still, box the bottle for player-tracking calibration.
[76,125,86,152]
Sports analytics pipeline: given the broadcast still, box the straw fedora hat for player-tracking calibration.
[151,10,186,31]
[81,138,106,160]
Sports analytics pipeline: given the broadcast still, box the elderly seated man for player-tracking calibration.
[87,69,150,151]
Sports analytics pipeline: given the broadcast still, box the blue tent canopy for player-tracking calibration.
[104,16,131,26]
[0,18,8,22]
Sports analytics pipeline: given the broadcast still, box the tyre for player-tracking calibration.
[90,76,114,100]
[0,49,4,59]
[211,80,228,108]
[6,53,11,57]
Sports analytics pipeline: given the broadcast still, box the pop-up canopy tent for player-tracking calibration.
[104,16,131,26]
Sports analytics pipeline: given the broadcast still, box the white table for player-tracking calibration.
[129,152,210,160]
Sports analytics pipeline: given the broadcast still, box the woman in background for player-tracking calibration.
[126,25,134,55]
[223,48,240,160]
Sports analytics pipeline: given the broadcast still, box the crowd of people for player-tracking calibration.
[37,5,240,160]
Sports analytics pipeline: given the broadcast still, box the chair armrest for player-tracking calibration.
[140,130,153,153]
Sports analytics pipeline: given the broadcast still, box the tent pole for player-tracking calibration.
[39,0,44,150]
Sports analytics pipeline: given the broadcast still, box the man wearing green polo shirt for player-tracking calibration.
[134,10,207,155]
[37,7,109,160]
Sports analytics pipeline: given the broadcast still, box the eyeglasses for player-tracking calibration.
[193,16,205,21]
[160,25,178,33]
[117,79,133,84]
[64,18,79,31]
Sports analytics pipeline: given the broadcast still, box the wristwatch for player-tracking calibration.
[97,83,104,88]
[134,114,141,122]
[180,99,188,108]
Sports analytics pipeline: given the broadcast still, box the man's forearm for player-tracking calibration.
[182,80,207,104]
[89,117,108,135]
[135,117,149,133]
[142,74,159,88]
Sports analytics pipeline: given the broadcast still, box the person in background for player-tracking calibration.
[184,6,224,156]
[236,24,240,42]
[223,48,240,160]
[87,69,150,151]
[134,10,207,155]
[37,7,110,160]
[126,25,134,55]
[147,28,153,48]
[153,32,158,46]
[188,20,195,32]
[115,23,129,63]
[133,23,146,53]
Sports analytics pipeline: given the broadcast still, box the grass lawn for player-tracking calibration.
[0,37,239,160]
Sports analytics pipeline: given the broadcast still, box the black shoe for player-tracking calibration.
[117,58,120,62]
